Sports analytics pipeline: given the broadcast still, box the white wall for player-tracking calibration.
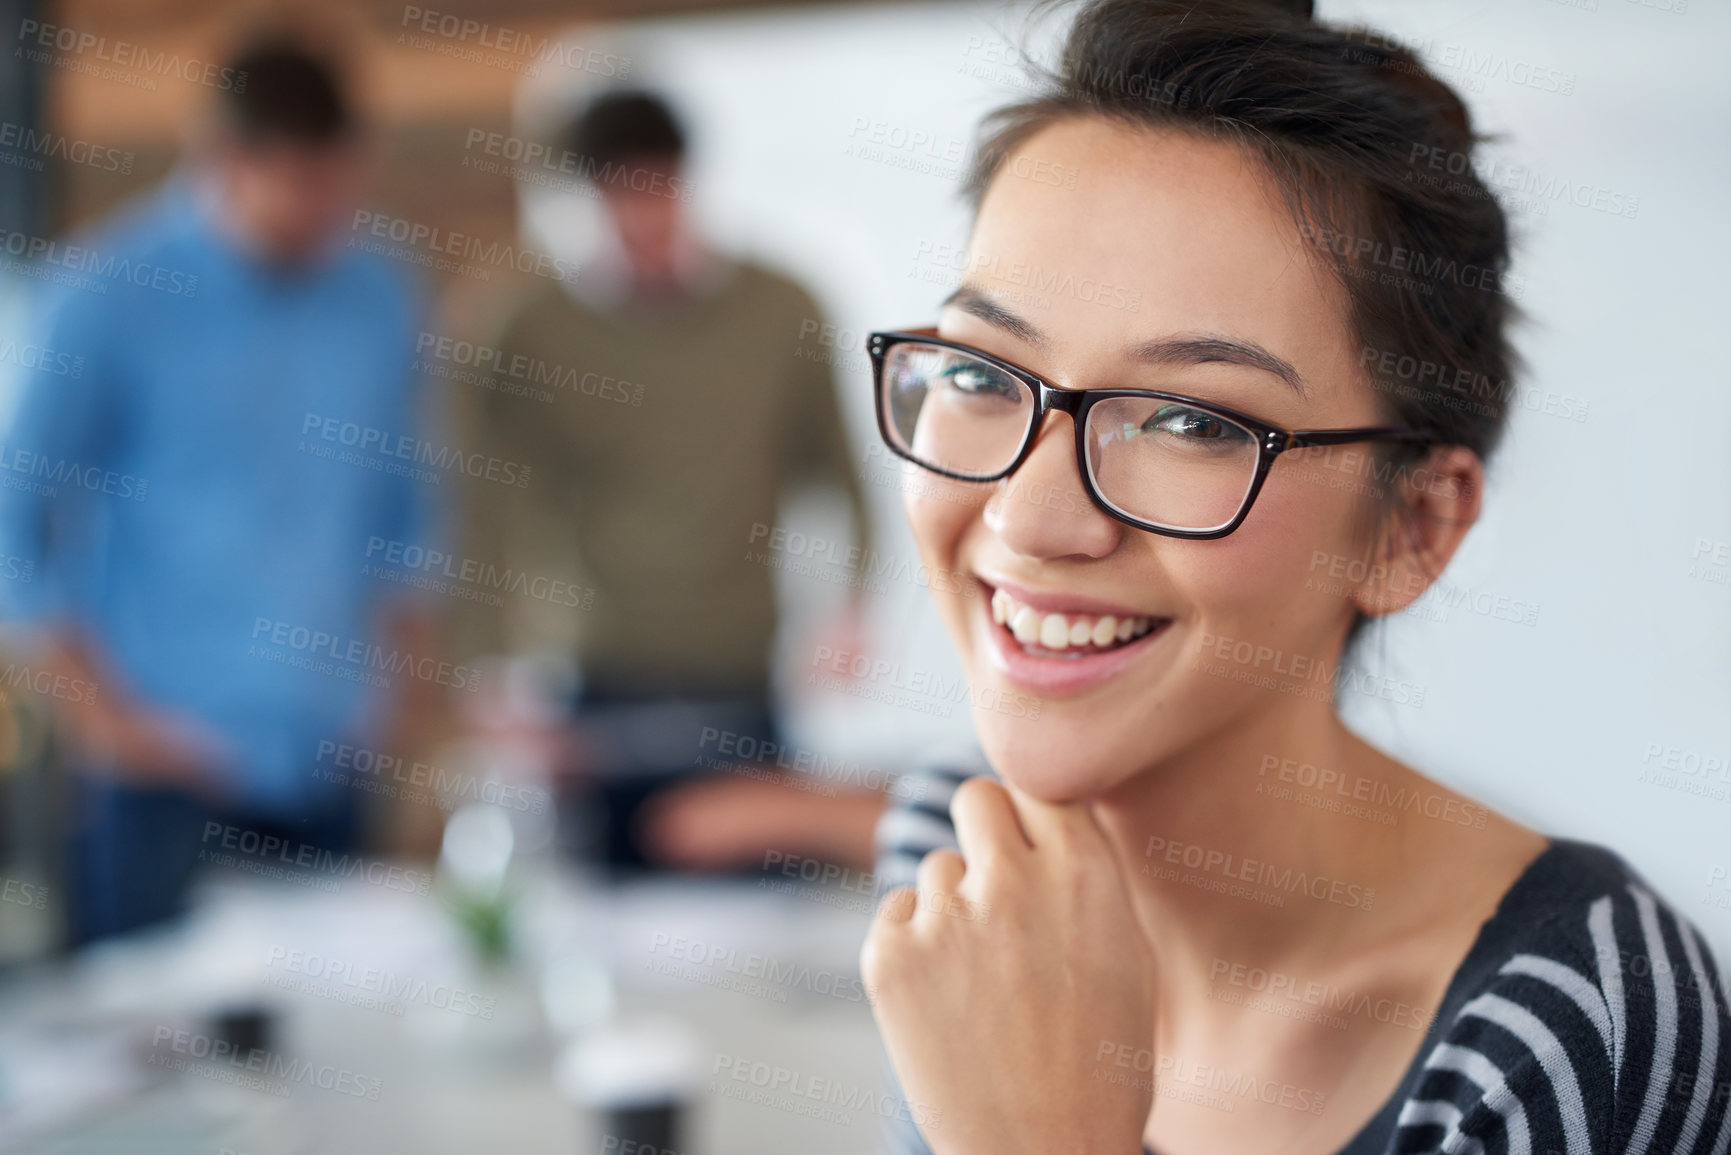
[511,0,1731,955]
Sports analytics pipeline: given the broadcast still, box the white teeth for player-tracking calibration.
[1092,616,1118,647]
[1040,613,1071,649]
[990,589,1160,654]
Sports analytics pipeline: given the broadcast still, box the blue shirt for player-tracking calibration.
[0,175,439,813]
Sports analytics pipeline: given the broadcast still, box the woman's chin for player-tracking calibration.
[974,715,1120,804]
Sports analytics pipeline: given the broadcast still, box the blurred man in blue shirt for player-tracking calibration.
[0,33,443,944]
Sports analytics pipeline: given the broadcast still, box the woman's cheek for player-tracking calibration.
[1168,524,1287,618]
[903,477,969,562]
[1189,488,1366,643]
[903,472,988,626]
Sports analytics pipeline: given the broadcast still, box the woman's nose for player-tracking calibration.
[982,410,1122,560]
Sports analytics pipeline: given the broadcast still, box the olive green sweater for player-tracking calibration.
[447,260,870,695]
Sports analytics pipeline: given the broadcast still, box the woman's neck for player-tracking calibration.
[1090,698,1421,984]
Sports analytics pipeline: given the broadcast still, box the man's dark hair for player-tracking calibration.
[967,0,1519,662]
[566,91,686,165]
[217,37,355,147]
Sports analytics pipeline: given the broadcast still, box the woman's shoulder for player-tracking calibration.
[1383,836,1731,1155]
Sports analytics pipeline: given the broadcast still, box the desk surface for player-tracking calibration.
[0,862,892,1155]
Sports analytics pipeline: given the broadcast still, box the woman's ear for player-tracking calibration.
[1348,445,1484,618]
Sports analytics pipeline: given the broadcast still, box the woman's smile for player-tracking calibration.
[973,574,1177,695]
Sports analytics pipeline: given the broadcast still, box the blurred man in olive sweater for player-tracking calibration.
[453,91,883,874]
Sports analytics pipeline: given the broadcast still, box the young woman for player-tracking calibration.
[859,2,1731,1154]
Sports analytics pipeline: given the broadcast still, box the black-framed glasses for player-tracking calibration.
[869,329,1436,540]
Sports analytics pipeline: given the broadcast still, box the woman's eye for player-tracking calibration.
[939,361,1019,399]
[1145,405,1230,440]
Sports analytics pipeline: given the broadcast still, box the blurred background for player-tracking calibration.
[0,0,1725,1150]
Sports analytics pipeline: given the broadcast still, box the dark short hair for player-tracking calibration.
[965,0,1519,659]
[217,37,355,147]
[566,91,686,165]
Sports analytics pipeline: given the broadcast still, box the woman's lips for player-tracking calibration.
[980,575,1155,619]
[976,579,1174,696]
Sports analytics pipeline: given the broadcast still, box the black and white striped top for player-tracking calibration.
[873,752,1731,1155]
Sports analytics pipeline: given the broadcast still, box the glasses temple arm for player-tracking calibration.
[1284,428,1435,450]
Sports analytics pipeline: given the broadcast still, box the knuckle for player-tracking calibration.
[921,846,964,874]
[860,917,912,989]
[914,848,963,893]
[859,936,885,988]
[949,774,1004,815]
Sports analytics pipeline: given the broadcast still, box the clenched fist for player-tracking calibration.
[861,776,1157,1155]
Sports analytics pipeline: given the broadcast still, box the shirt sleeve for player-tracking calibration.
[780,291,874,573]
[442,301,576,660]
[1386,889,1731,1155]
[378,290,443,589]
[870,750,987,1155]
[877,1057,939,1155]
[0,285,122,632]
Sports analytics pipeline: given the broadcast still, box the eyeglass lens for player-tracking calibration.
[879,340,1261,533]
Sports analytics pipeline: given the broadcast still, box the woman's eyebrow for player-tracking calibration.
[1130,335,1308,397]
[941,285,1046,348]
[941,284,1307,396]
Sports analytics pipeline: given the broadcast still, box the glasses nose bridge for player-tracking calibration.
[1033,380,1085,420]
[1013,380,1088,483]
[1026,381,1087,453]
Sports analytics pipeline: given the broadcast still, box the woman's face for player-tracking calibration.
[907,116,1402,801]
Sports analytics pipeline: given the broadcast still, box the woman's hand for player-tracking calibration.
[861,776,1157,1155]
